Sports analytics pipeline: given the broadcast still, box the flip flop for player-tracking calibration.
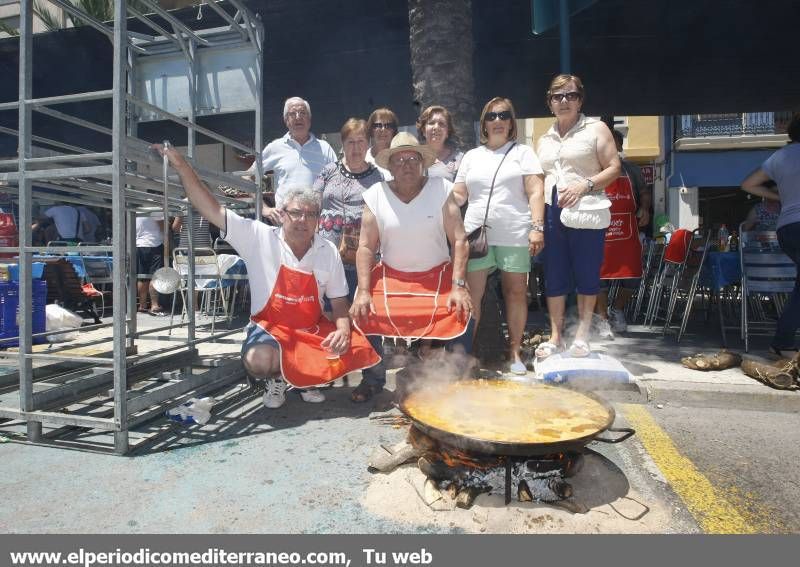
[148,308,168,317]
[534,341,560,359]
[568,340,591,358]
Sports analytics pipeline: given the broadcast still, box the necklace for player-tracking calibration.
[339,161,375,180]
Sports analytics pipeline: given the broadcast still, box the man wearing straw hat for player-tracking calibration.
[155,144,380,410]
[349,133,472,401]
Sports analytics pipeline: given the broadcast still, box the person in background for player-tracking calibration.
[593,129,652,339]
[77,206,101,243]
[156,144,380,410]
[742,196,781,231]
[535,74,621,359]
[246,97,336,224]
[451,97,545,374]
[135,214,165,315]
[313,118,387,402]
[741,113,800,357]
[32,204,83,244]
[417,105,463,182]
[365,107,399,181]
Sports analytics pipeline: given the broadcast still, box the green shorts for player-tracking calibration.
[467,245,531,273]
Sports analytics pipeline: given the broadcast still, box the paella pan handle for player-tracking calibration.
[593,427,635,444]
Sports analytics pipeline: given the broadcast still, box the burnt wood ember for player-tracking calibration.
[408,426,579,509]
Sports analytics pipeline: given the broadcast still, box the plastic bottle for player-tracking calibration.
[718,224,729,252]
[166,397,215,425]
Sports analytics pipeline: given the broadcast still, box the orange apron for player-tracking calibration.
[252,264,380,388]
[600,175,642,279]
[353,261,469,340]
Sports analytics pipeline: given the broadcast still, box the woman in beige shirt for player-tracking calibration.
[535,74,620,358]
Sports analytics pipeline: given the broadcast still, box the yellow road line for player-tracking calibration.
[620,403,756,534]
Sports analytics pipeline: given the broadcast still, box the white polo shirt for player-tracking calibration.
[256,132,337,208]
[222,209,348,315]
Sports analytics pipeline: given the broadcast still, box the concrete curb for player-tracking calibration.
[636,379,800,413]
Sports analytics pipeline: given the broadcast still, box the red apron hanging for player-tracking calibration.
[600,175,643,279]
[252,264,380,388]
[353,261,469,340]
[664,228,693,264]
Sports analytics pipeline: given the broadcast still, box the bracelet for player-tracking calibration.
[530,223,544,233]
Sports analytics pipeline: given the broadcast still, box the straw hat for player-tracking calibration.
[375,132,438,169]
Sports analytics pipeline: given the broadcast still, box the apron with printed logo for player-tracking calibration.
[252,264,380,388]
[353,261,469,340]
[600,175,642,279]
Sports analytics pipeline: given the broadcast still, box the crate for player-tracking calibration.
[8,262,45,281]
[0,280,48,347]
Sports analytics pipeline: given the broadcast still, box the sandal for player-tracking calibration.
[148,308,167,317]
[351,381,382,403]
[534,341,560,360]
[568,340,591,358]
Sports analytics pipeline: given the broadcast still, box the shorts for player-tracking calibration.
[599,278,640,290]
[241,322,279,358]
[137,246,164,276]
[467,245,531,273]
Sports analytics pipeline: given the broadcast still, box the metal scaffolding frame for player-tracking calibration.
[0,0,264,454]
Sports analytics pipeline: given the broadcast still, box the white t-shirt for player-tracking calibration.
[44,205,81,240]
[365,147,392,181]
[763,143,800,230]
[456,141,543,247]
[222,209,348,315]
[362,177,451,272]
[135,215,164,248]
[77,207,101,242]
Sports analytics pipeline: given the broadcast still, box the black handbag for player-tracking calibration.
[467,143,515,259]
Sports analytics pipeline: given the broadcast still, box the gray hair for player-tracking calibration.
[282,188,321,211]
[283,97,311,119]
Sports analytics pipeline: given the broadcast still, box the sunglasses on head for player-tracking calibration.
[485,110,512,122]
[549,91,581,104]
[372,122,397,130]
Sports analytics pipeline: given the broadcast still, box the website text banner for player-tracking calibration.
[1,535,797,567]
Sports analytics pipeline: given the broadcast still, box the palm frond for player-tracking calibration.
[0,21,20,36]
[33,0,64,30]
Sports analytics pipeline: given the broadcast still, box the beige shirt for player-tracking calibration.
[537,114,611,210]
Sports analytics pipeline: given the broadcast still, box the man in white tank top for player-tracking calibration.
[351,133,472,344]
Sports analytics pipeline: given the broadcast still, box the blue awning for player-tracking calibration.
[670,149,776,188]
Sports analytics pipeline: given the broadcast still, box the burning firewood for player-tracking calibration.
[518,479,533,502]
[455,486,487,509]
[741,352,799,390]
[681,350,742,371]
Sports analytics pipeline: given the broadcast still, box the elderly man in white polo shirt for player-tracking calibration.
[156,144,380,410]
[248,97,337,224]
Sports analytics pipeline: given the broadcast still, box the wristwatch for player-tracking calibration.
[585,178,595,192]
[452,278,467,288]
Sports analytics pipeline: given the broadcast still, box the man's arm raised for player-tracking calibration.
[153,144,226,229]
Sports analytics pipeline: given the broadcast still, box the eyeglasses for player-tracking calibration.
[372,122,397,131]
[390,155,422,166]
[485,110,513,122]
[286,110,309,119]
[549,91,581,104]
[283,208,319,221]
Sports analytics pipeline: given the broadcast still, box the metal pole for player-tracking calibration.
[559,0,571,74]
[112,0,129,455]
[254,21,264,222]
[18,0,39,443]
[186,39,198,343]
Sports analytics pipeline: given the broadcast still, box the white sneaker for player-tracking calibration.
[609,308,628,333]
[299,388,325,403]
[595,316,615,340]
[262,378,287,409]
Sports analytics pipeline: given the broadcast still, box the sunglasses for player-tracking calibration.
[372,122,397,131]
[485,110,512,122]
[283,208,319,221]
[390,155,422,166]
[549,91,581,104]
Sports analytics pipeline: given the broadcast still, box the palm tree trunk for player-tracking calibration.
[408,0,476,150]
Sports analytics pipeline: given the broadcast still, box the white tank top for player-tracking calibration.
[363,177,452,272]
